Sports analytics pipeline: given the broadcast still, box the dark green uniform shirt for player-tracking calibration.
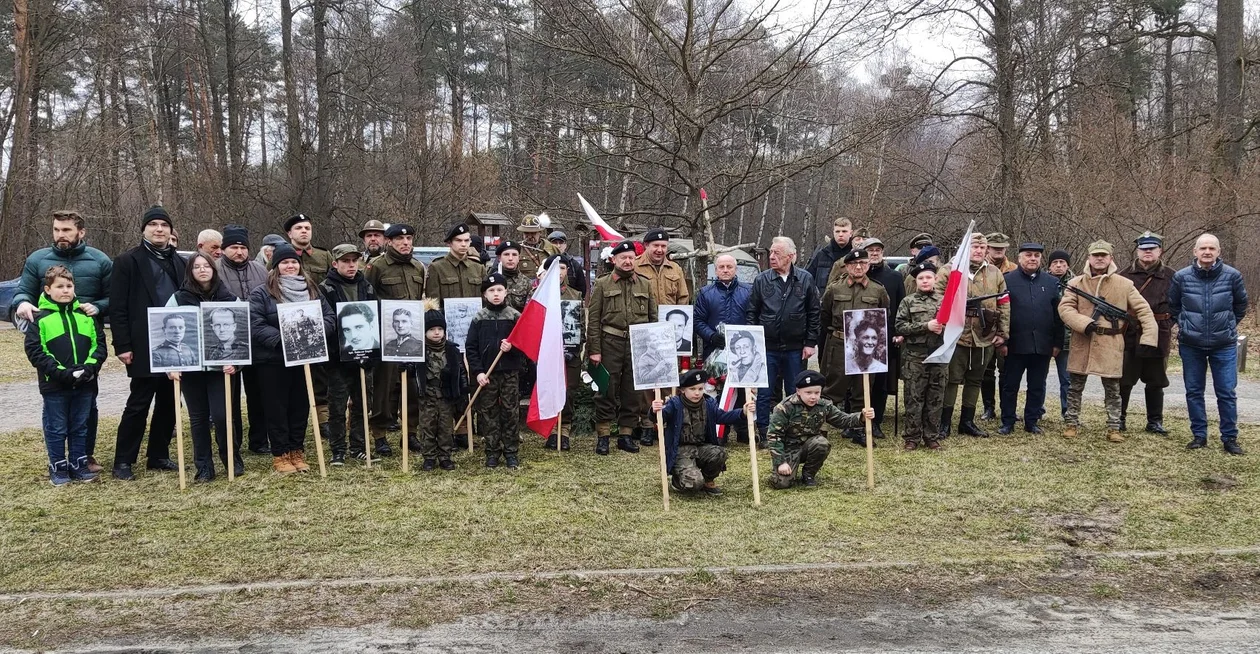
[295,245,334,286]
[586,269,657,357]
[425,251,485,307]
[365,247,426,301]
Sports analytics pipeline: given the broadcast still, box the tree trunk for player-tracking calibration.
[281,0,304,210]
[1213,0,1244,263]
[991,0,1020,235]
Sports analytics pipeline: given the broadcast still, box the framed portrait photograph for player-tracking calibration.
[844,308,889,375]
[337,301,381,363]
[444,297,481,353]
[630,322,680,391]
[658,305,693,355]
[722,326,769,389]
[561,300,583,347]
[147,306,203,374]
[380,300,426,363]
[201,301,251,367]
[277,300,329,367]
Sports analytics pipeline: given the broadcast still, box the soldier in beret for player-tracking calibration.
[1117,231,1174,434]
[633,228,689,445]
[895,233,933,275]
[284,214,333,285]
[425,223,486,308]
[766,370,874,489]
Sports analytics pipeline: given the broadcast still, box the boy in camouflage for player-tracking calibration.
[414,301,468,471]
[767,370,874,488]
[651,369,755,495]
[895,262,947,450]
[466,273,526,469]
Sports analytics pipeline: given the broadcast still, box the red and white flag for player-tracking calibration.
[925,220,976,364]
[506,262,567,436]
[714,381,740,441]
[577,193,625,242]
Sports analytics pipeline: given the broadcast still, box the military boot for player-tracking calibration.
[958,407,989,437]
[1144,388,1168,434]
[595,436,610,455]
[939,408,953,440]
[639,427,657,447]
[617,434,640,453]
[1106,430,1125,443]
[374,437,393,456]
[1118,388,1131,432]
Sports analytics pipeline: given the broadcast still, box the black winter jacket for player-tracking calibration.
[248,285,335,366]
[1003,268,1064,356]
[745,266,821,351]
[805,240,853,293]
[466,302,527,376]
[109,244,186,377]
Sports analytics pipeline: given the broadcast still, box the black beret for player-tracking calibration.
[283,214,311,232]
[482,273,507,292]
[679,369,706,389]
[544,254,564,270]
[610,240,636,257]
[497,240,521,254]
[910,262,937,278]
[642,229,669,244]
[384,223,415,238]
[842,249,869,264]
[794,370,826,389]
[444,223,471,242]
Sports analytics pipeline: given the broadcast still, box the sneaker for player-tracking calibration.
[112,463,134,481]
[486,455,500,468]
[422,458,437,471]
[505,455,519,470]
[330,452,346,467]
[290,450,311,473]
[146,458,180,472]
[802,473,818,487]
[439,459,455,471]
[49,460,72,487]
[69,457,100,482]
[233,463,245,477]
[1186,438,1207,450]
[350,450,368,461]
[273,454,297,475]
[670,475,684,492]
[193,468,215,483]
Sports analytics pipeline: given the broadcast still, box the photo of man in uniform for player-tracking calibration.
[206,307,249,364]
[151,313,197,369]
[384,307,423,358]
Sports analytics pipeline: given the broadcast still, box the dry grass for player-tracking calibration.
[0,325,124,384]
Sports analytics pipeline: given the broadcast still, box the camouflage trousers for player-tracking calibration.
[944,344,994,410]
[418,391,455,460]
[901,350,947,445]
[1065,373,1121,430]
[674,444,728,490]
[477,370,521,456]
[769,436,831,489]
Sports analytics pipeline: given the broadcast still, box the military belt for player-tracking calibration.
[602,325,627,338]
[1095,326,1125,336]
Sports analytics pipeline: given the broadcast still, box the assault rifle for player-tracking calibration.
[965,292,1009,336]
[1060,282,1128,331]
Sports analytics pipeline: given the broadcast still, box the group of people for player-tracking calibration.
[14,206,1250,494]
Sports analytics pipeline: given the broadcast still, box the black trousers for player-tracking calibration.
[240,366,268,451]
[257,364,310,455]
[114,375,176,466]
[999,353,1051,427]
[181,371,243,474]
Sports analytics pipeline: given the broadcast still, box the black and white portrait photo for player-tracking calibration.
[337,301,381,363]
[659,305,693,355]
[147,306,202,374]
[444,297,481,353]
[380,300,425,363]
[723,326,769,388]
[277,300,329,366]
[561,300,583,347]
[629,322,679,391]
[201,301,251,367]
[844,308,889,375]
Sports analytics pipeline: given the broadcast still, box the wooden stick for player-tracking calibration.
[746,388,761,506]
[655,388,670,512]
[224,372,234,482]
[400,370,409,473]
[174,377,186,490]
[556,413,563,453]
[862,373,875,490]
[302,364,328,477]
[455,350,504,431]
[359,368,372,468]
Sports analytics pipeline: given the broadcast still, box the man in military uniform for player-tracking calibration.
[206,307,249,362]
[284,214,333,285]
[587,240,657,455]
[494,240,534,312]
[895,233,933,275]
[365,223,427,455]
[633,228,690,445]
[978,232,1017,420]
[896,262,947,450]
[767,370,874,489]
[384,308,424,357]
[935,232,1010,438]
[516,214,560,279]
[818,249,889,443]
[360,219,386,261]
[1117,231,1174,434]
[425,223,486,307]
[152,313,197,368]
[1058,240,1158,442]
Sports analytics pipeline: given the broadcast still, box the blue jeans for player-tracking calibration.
[42,389,93,465]
[756,350,805,430]
[1180,343,1238,441]
[1054,348,1070,417]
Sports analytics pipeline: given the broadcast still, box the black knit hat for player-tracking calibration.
[482,272,507,293]
[426,308,446,332]
[1048,249,1071,265]
[142,205,171,229]
[679,369,706,389]
[794,370,826,389]
[222,226,249,249]
[271,244,300,269]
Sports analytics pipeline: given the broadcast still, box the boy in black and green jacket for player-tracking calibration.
[24,265,106,486]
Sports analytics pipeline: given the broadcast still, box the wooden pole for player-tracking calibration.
[400,370,409,472]
[224,372,234,482]
[655,388,670,512]
[359,368,372,468]
[455,350,504,431]
[862,373,875,490]
[302,365,328,477]
[174,377,186,490]
[746,388,761,506]
[556,413,562,453]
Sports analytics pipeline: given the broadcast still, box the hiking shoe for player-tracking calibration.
[86,456,103,473]
[439,459,455,471]
[273,454,297,475]
[701,484,722,496]
[1106,430,1125,443]
[1024,423,1043,435]
[1062,426,1078,439]
[147,458,179,471]
[802,473,818,487]
[595,436,610,455]
[112,463,134,481]
[422,458,437,471]
[290,450,311,473]
[486,455,499,468]
[49,460,71,487]
[69,457,100,483]
[1186,438,1207,450]
[997,423,1015,435]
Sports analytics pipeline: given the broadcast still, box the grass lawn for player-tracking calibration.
[0,326,124,384]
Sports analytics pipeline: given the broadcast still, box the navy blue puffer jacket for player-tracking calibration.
[694,279,752,358]
[1168,259,1248,350]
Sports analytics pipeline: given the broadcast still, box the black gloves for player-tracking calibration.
[1137,344,1162,358]
[358,358,376,371]
[1083,324,1097,336]
[564,351,575,363]
[400,362,419,374]
[710,333,726,349]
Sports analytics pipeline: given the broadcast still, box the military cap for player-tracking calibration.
[985,232,1011,247]
[910,233,933,248]
[331,244,362,260]
[861,237,885,250]
[794,370,826,389]
[358,219,386,237]
[482,272,508,292]
[842,249,869,264]
[910,262,937,277]
[444,223,471,242]
[1135,231,1163,249]
[609,240,636,257]
[729,330,754,349]
[518,214,543,233]
[1088,240,1113,255]
[283,213,312,232]
[1018,242,1045,253]
[679,369,706,389]
[971,233,989,246]
[384,223,415,239]
[643,228,670,244]
[854,227,871,238]
[497,240,522,255]
[548,230,567,243]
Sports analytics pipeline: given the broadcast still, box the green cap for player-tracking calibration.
[985,232,1011,247]
[332,244,362,260]
[1087,240,1113,255]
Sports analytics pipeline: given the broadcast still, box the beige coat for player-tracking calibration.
[1058,262,1157,378]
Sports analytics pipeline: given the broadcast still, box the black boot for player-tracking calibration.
[617,435,640,453]
[939,408,953,439]
[595,436,610,455]
[374,437,393,456]
[958,406,989,437]
[1145,388,1168,434]
[639,427,657,446]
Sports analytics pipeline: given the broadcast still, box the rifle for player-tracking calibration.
[965,292,1008,337]
[1060,283,1128,331]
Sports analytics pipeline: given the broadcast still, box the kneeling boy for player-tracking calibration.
[767,370,874,489]
[651,370,754,495]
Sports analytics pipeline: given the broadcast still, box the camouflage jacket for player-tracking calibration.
[933,261,1010,347]
[502,268,534,312]
[424,251,486,307]
[896,289,944,352]
[586,270,656,356]
[767,395,863,466]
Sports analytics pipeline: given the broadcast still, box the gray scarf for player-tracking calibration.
[278,274,311,304]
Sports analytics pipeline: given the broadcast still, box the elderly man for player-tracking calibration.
[1169,234,1248,455]
[855,237,904,434]
[197,229,223,260]
[285,214,333,284]
[360,219,386,261]
[516,214,560,279]
[805,217,854,293]
[216,225,270,454]
[1058,240,1157,443]
[746,237,821,443]
[1117,232,1174,434]
[998,243,1063,435]
[819,249,889,443]
[694,254,751,359]
[366,223,428,455]
[256,233,285,268]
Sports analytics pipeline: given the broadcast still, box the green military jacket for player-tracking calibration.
[502,268,534,312]
[296,245,334,285]
[896,289,944,353]
[586,270,656,357]
[365,247,426,301]
[933,261,1010,348]
[425,251,486,306]
[766,395,862,466]
[518,241,559,279]
[819,277,889,341]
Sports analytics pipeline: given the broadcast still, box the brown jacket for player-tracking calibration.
[1058,263,1157,378]
[933,261,1010,348]
[424,251,486,307]
[1118,260,1174,356]
[634,254,690,306]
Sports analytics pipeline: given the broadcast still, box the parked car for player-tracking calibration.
[0,278,18,322]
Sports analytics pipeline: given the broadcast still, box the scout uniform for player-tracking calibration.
[766,370,867,489]
[516,214,561,279]
[818,249,890,411]
[364,223,427,452]
[1117,231,1174,434]
[895,262,946,449]
[495,240,535,312]
[424,223,486,306]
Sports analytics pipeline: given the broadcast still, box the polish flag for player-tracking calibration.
[925,220,976,365]
[577,193,625,242]
[506,261,567,437]
[714,381,740,441]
